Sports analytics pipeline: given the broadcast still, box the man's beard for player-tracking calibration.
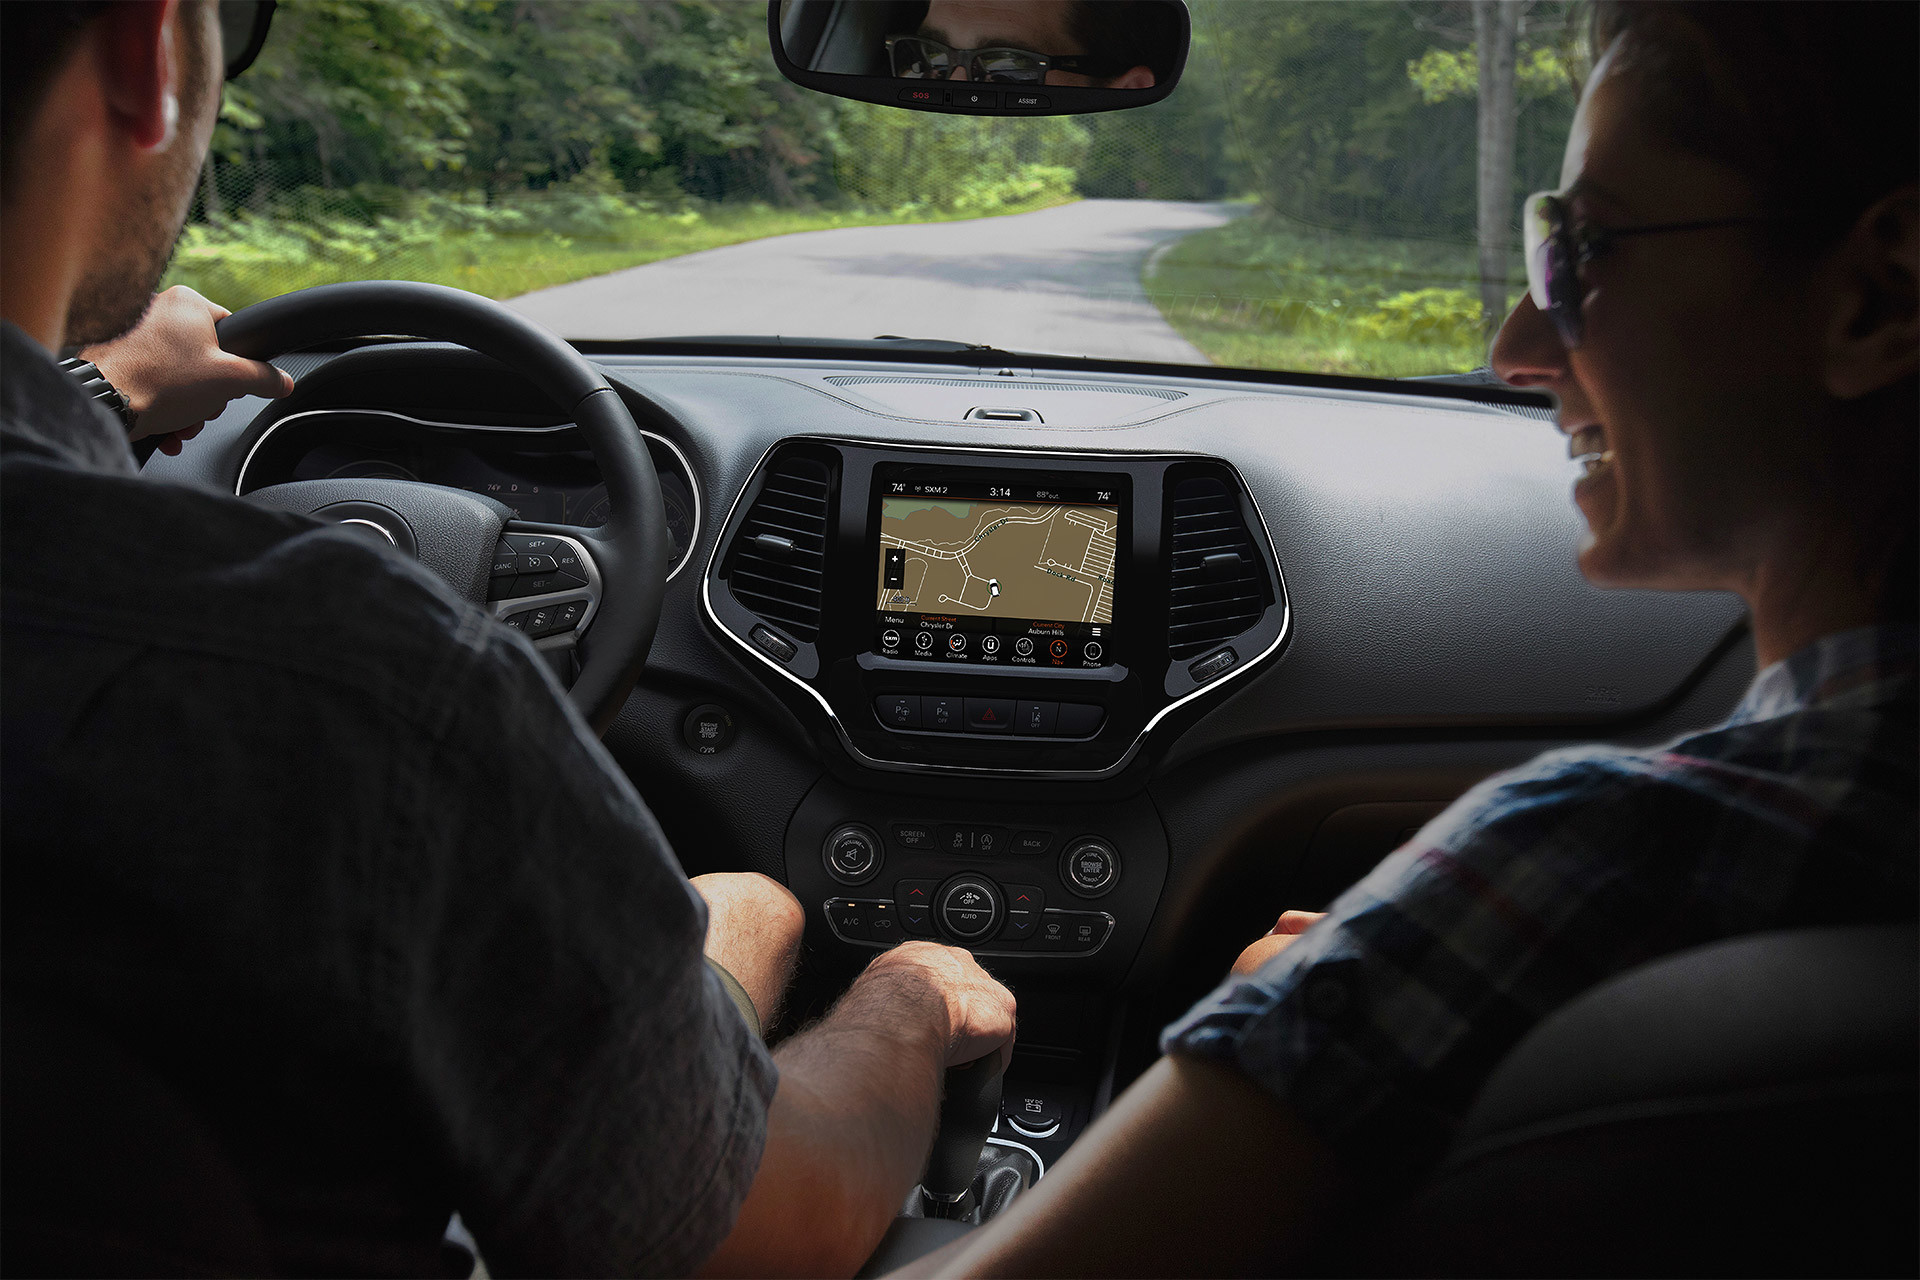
[63,139,200,347]
[65,0,216,353]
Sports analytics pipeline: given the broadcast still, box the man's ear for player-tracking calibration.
[95,0,183,152]
[1824,183,1920,401]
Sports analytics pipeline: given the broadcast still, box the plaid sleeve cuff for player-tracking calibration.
[1163,942,1457,1182]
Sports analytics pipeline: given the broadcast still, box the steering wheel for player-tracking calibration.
[217,281,671,736]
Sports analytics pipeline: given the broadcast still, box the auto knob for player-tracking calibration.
[937,875,1002,942]
[921,1052,1007,1215]
[822,822,882,886]
[1061,837,1120,898]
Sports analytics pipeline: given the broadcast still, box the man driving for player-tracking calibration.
[0,3,1016,1275]
[890,0,1166,89]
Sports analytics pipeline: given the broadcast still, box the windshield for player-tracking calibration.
[172,0,1585,378]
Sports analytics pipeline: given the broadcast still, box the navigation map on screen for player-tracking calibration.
[873,475,1120,668]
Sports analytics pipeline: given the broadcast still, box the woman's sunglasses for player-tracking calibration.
[1523,190,1779,350]
[219,0,276,81]
[885,34,1126,85]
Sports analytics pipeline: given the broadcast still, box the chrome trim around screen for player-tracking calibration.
[701,435,1292,780]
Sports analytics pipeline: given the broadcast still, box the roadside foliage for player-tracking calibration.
[172,0,1583,376]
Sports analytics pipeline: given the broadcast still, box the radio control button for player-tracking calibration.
[1061,839,1119,897]
[823,823,882,886]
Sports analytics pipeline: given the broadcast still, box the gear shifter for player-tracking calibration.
[920,1053,1005,1218]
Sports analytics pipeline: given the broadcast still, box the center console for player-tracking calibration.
[703,438,1289,780]
[702,440,1286,1153]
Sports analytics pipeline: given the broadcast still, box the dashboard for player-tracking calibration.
[238,406,701,577]
[159,338,1753,1155]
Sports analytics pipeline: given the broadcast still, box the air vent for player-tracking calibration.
[726,453,832,643]
[1167,475,1270,660]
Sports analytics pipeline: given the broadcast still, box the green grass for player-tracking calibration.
[165,192,1080,313]
[1145,211,1525,378]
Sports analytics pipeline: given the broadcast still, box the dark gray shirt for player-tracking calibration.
[0,322,776,1276]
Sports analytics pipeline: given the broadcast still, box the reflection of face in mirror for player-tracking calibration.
[890,1,1160,89]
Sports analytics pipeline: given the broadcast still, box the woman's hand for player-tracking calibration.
[1230,909,1326,977]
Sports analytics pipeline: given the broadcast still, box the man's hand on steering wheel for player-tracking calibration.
[82,285,294,455]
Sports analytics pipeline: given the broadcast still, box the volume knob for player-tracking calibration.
[823,823,882,886]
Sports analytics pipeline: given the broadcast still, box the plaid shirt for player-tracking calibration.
[1164,622,1918,1183]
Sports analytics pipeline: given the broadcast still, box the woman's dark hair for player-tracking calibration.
[1592,1,1918,248]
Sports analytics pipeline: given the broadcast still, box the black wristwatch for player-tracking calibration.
[56,355,140,433]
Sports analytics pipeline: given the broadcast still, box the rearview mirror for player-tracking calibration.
[769,0,1189,115]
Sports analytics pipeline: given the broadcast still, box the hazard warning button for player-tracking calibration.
[964,697,1017,733]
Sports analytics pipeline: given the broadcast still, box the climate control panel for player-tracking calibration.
[791,783,1165,976]
[823,868,1115,956]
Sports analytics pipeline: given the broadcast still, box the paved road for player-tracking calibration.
[508,199,1238,361]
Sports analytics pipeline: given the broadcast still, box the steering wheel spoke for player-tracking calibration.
[489,522,604,648]
[218,281,671,734]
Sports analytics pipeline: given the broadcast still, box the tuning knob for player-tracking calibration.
[1061,838,1119,898]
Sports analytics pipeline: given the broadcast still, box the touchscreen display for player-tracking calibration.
[873,474,1119,668]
